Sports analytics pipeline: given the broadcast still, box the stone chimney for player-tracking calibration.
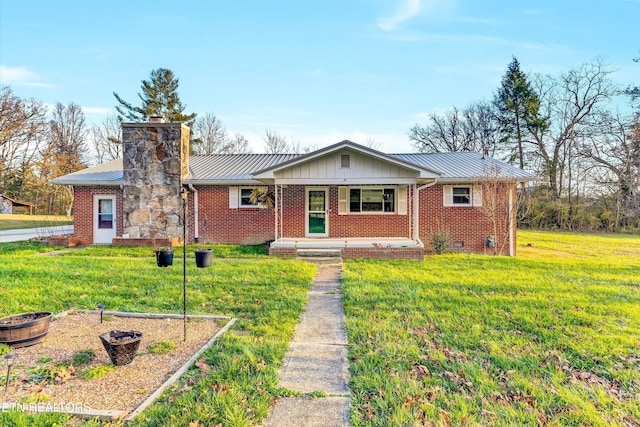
[121,121,190,240]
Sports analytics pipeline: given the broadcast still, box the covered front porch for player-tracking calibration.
[268,237,425,260]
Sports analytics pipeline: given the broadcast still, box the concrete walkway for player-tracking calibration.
[264,262,350,427]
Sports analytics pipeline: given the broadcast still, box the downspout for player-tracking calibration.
[508,185,515,256]
[188,184,199,242]
[414,180,437,246]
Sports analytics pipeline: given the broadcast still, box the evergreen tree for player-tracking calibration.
[113,68,196,125]
[493,57,547,170]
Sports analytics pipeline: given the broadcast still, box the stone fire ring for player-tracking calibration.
[5,310,236,422]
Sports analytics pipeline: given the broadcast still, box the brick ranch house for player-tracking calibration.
[51,121,535,259]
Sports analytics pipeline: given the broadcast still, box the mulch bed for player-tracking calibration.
[1,311,226,415]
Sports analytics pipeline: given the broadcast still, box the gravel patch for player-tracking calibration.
[1,311,228,414]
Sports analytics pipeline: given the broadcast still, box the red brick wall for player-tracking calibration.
[418,184,514,255]
[73,186,123,244]
[73,183,515,255]
[195,186,275,245]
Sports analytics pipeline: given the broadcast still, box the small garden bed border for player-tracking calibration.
[1,310,236,422]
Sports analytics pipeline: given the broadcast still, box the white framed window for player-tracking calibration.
[239,187,257,207]
[443,185,482,207]
[229,187,266,208]
[338,186,407,215]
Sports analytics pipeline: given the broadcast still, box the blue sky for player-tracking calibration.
[1,0,638,154]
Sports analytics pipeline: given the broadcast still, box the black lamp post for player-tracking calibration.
[4,353,17,393]
[180,187,188,342]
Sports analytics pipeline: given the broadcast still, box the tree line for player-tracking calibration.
[410,57,639,232]
[2,61,638,230]
[0,69,311,214]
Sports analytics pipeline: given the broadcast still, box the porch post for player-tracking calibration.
[413,183,418,241]
[274,182,279,241]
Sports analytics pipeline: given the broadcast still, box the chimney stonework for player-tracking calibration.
[121,122,190,240]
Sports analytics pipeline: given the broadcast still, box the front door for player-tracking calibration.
[94,195,116,244]
[306,188,328,237]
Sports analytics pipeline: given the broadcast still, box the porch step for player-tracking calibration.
[296,249,342,258]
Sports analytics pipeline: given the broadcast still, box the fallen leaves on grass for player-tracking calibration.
[195,357,211,373]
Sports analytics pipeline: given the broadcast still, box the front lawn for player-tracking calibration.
[0,242,316,426]
[0,214,73,231]
[344,230,640,426]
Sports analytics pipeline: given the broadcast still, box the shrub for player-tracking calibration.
[431,230,450,254]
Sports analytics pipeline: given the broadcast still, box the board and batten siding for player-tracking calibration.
[273,150,419,184]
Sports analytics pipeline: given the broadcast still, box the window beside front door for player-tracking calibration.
[349,188,395,213]
[338,186,407,215]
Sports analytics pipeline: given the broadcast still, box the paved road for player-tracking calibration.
[0,225,74,243]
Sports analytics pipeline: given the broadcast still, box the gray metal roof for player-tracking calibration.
[50,159,123,186]
[188,154,301,184]
[392,152,536,183]
[50,149,535,186]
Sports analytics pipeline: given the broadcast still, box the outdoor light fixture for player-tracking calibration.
[4,353,17,393]
[97,303,105,323]
[180,187,188,341]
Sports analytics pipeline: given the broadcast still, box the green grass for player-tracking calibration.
[0,214,73,231]
[55,243,270,259]
[344,230,640,426]
[2,231,638,426]
[0,243,315,426]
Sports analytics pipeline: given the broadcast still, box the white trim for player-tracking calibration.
[269,177,418,185]
[239,186,266,208]
[472,185,483,207]
[340,186,399,215]
[443,185,480,207]
[397,185,407,215]
[229,187,239,209]
[338,186,348,215]
[93,195,116,244]
[305,187,329,237]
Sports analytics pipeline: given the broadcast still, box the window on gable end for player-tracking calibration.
[341,154,350,168]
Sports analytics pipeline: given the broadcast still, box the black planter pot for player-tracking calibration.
[195,249,213,268]
[155,249,174,267]
[99,330,143,366]
[0,312,52,348]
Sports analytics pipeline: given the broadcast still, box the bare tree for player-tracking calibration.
[226,133,252,154]
[578,110,639,228]
[91,113,121,164]
[527,59,617,199]
[263,129,289,154]
[192,113,229,155]
[474,163,518,256]
[0,87,48,196]
[409,102,502,154]
[363,137,383,151]
[39,102,89,214]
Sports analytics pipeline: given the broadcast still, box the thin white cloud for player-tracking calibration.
[82,106,112,115]
[378,0,422,31]
[0,65,53,87]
